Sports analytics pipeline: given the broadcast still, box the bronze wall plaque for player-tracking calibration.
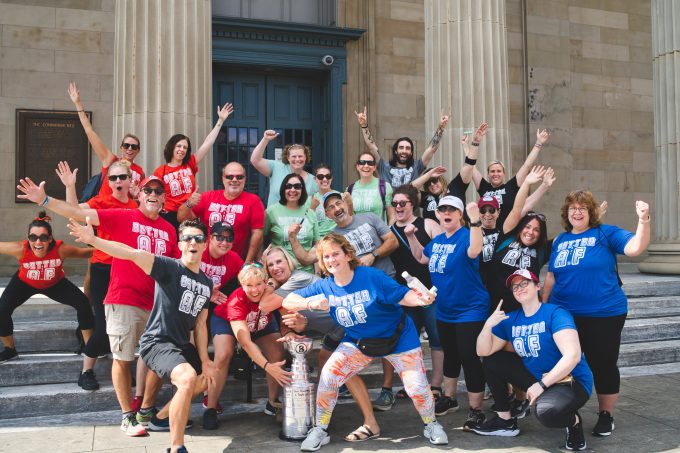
[15,110,92,203]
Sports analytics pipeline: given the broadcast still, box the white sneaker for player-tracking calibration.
[120,414,147,437]
[424,421,448,445]
[300,426,330,451]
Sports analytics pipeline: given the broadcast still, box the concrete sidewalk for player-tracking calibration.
[0,372,678,453]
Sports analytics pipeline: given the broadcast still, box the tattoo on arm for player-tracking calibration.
[428,127,445,150]
[363,127,377,146]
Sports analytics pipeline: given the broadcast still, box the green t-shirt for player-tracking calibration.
[264,203,319,273]
[346,177,393,222]
[312,192,337,238]
[265,160,318,207]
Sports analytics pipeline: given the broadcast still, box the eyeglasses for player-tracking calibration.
[568,207,587,214]
[141,187,165,196]
[315,173,332,180]
[224,174,245,181]
[511,280,531,293]
[357,159,376,166]
[107,174,129,182]
[28,234,51,242]
[120,143,140,150]
[527,211,547,221]
[426,178,440,186]
[480,207,497,215]
[437,205,457,213]
[285,183,303,190]
[212,234,234,243]
[180,234,206,244]
[242,262,263,269]
[391,200,410,208]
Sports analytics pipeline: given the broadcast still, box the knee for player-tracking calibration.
[173,365,198,390]
[534,387,576,428]
[213,349,234,369]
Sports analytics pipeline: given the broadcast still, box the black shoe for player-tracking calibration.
[264,399,281,416]
[166,447,188,453]
[434,396,459,416]
[203,408,218,430]
[510,399,530,419]
[78,369,100,390]
[592,410,614,437]
[566,413,587,450]
[471,415,519,437]
[0,347,18,363]
[463,408,486,432]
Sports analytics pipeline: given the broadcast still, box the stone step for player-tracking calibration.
[627,296,680,318]
[10,297,82,322]
[617,339,680,367]
[623,279,680,297]
[620,316,680,343]
[11,320,80,353]
[0,353,114,386]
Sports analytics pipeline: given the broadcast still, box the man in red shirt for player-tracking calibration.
[17,175,179,437]
[178,162,264,262]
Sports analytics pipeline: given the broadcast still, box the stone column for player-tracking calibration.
[424,0,511,179]
[639,0,680,274]
[112,0,213,189]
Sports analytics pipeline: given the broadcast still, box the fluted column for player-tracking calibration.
[425,0,511,175]
[639,0,680,274]
[112,0,213,189]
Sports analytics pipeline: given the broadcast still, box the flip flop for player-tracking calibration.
[344,424,380,442]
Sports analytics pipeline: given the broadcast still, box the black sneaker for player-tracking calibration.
[471,415,519,437]
[566,413,587,450]
[148,414,193,432]
[78,369,100,390]
[592,410,614,437]
[434,396,459,416]
[264,399,281,416]
[510,399,530,419]
[0,347,18,363]
[203,408,218,430]
[338,384,352,399]
[463,408,486,432]
[166,447,188,453]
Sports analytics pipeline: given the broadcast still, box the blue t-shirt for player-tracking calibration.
[293,266,418,355]
[423,228,490,323]
[548,224,634,317]
[493,304,593,396]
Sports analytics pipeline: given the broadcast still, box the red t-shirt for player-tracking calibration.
[96,208,180,310]
[200,248,243,289]
[192,190,265,259]
[214,287,273,333]
[18,240,65,289]
[87,194,139,265]
[98,160,145,198]
[153,154,199,213]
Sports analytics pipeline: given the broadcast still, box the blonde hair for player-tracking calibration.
[316,233,361,275]
[262,246,297,278]
[282,144,311,165]
[109,159,132,176]
[237,264,267,285]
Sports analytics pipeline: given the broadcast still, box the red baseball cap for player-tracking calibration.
[139,175,163,188]
[505,269,539,288]
[478,195,499,210]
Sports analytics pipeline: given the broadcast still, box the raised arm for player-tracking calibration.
[177,188,201,222]
[404,223,429,264]
[282,292,329,312]
[466,202,483,259]
[55,161,80,206]
[421,113,450,166]
[17,178,100,225]
[68,82,115,166]
[503,166,546,234]
[287,224,318,266]
[58,243,94,260]
[462,122,488,186]
[0,241,24,260]
[515,128,550,185]
[194,103,233,164]
[411,166,446,191]
[250,130,277,177]
[354,106,379,154]
[521,167,555,216]
[623,201,651,257]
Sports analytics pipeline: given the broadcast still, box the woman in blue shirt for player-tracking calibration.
[283,233,447,451]
[405,195,489,432]
[542,190,650,438]
[476,269,593,451]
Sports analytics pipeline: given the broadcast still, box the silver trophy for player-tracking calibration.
[280,337,315,441]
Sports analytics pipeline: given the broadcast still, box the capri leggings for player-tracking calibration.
[82,262,112,358]
[436,320,485,393]
[0,272,94,337]
[484,351,589,428]
[573,314,626,394]
[315,343,435,428]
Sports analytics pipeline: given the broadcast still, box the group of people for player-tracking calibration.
[0,88,652,453]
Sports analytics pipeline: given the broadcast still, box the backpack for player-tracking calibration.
[79,157,118,203]
[347,179,387,213]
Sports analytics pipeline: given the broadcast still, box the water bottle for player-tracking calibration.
[402,271,437,297]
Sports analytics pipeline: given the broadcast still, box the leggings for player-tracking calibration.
[0,272,94,337]
[315,343,435,428]
[574,314,626,395]
[436,320,485,393]
[403,303,441,350]
[83,262,112,358]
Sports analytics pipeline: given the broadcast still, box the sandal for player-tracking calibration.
[344,424,380,442]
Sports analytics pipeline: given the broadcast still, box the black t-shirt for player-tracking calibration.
[140,256,213,354]
[420,191,439,222]
[477,176,520,227]
[446,173,470,205]
[390,217,433,288]
[479,226,500,286]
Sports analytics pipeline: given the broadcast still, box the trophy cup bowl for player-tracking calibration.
[280,337,316,441]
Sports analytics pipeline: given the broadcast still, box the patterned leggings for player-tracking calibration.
[315,343,435,428]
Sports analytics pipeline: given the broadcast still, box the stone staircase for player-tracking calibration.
[1,265,679,421]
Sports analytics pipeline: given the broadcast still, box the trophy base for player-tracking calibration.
[279,430,306,442]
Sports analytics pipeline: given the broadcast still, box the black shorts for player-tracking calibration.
[141,341,202,379]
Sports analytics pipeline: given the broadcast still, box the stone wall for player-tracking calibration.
[0,0,115,275]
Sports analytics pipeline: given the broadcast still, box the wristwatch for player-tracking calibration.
[371,250,379,259]
[469,219,482,228]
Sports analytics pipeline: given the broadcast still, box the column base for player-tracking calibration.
[638,243,680,274]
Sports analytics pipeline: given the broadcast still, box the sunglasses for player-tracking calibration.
[285,183,303,190]
[426,178,440,186]
[391,200,410,208]
[480,207,497,215]
[527,212,547,221]
[180,234,206,244]
[437,205,458,213]
[357,159,376,166]
[511,279,531,293]
[121,143,140,150]
[212,234,234,243]
[224,174,245,181]
[28,234,51,242]
[315,173,332,180]
[242,262,263,269]
[141,187,165,196]
[107,174,129,182]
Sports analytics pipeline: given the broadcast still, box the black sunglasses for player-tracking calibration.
[28,233,51,242]
[437,205,458,213]
[212,234,234,243]
[357,159,376,166]
[180,234,206,244]
[527,212,547,222]
[285,183,303,190]
[224,174,245,181]
[108,174,129,182]
[121,143,140,150]
[426,178,439,186]
[141,187,165,196]
[315,173,332,180]
[391,200,410,208]
[480,207,497,215]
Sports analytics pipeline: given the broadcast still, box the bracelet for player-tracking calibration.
[39,196,50,207]
[538,380,548,390]
[471,141,480,147]
[77,110,84,113]
[185,200,194,208]
[263,361,270,371]
[464,156,477,165]
[360,125,368,129]
[639,216,651,224]
[534,142,543,148]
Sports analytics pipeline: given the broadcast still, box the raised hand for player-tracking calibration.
[309,196,320,210]
[541,167,556,187]
[473,121,489,143]
[217,103,234,122]
[187,185,201,207]
[68,216,96,245]
[429,166,447,178]
[287,223,302,241]
[404,223,418,237]
[129,180,140,199]
[635,200,650,221]
[485,300,509,330]
[16,178,47,204]
[354,106,368,127]
[466,201,480,223]
[536,128,550,145]
[55,161,78,188]
[263,129,279,142]
[439,112,451,128]
[525,165,546,185]
[67,82,81,106]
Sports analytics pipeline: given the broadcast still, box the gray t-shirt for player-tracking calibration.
[140,256,213,354]
[334,213,396,276]
[378,158,426,188]
[275,269,344,342]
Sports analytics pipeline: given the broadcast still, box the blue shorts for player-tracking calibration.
[210,313,280,341]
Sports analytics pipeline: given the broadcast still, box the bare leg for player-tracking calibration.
[141,370,163,409]
[254,333,285,403]
[82,355,96,373]
[112,359,133,412]
[1,335,15,349]
[167,364,197,452]
[468,391,484,410]
[430,349,444,389]
[381,359,394,389]
[597,393,619,414]
[207,334,236,409]
[135,357,147,398]
[443,376,458,399]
